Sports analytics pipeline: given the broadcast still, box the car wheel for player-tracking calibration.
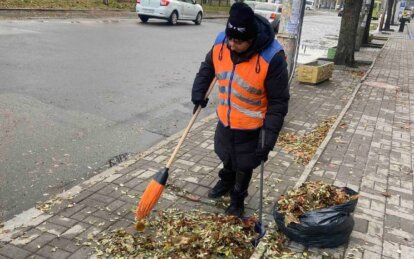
[194,12,202,25]
[138,15,149,23]
[169,11,178,25]
[306,7,310,10]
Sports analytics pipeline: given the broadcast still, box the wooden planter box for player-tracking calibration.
[297,60,334,84]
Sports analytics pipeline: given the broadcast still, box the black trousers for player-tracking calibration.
[214,122,261,172]
[215,122,259,201]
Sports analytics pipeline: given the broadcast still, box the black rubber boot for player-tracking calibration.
[225,199,245,218]
[225,170,253,218]
[208,168,236,199]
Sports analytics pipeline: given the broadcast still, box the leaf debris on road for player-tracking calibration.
[35,197,63,213]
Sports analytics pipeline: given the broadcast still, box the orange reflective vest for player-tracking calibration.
[212,32,284,130]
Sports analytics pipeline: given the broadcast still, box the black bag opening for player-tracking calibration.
[273,187,358,248]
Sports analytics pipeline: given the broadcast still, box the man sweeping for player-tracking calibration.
[191,2,290,217]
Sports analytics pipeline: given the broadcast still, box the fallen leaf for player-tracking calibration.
[381,192,392,198]
[184,193,201,202]
[135,221,146,232]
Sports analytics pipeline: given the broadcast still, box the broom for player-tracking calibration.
[135,78,217,220]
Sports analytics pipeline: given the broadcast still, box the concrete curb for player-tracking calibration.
[294,38,388,189]
[250,41,388,259]
[407,22,413,40]
[0,112,217,242]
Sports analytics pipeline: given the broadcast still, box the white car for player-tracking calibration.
[305,0,314,10]
[254,3,282,34]
[136,0,203,25]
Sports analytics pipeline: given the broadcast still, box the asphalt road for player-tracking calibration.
[0,18,224,221]
[0,12,341,222]
[298,11,341,63]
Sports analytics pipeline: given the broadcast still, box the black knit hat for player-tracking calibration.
[225,2,258,41]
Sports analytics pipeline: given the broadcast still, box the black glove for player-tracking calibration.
[256,129,272,162]
[193,98,209,114]
[255,145,271,162]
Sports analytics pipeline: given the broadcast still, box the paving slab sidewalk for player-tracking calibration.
[308,27,414,259]
[0,25,411,258]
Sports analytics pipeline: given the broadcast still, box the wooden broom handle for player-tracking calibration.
[166,78,217,168]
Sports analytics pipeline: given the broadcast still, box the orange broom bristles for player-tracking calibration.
[135,180,165,220]
[134,79,217,222]
[135,168,169,220]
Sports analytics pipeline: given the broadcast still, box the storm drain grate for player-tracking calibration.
[108,152,132,167]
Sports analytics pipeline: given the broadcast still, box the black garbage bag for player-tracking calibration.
[273,187,358,248]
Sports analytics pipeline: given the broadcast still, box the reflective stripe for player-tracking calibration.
[216,71,231,80]
[220,86,261,106]
[232,102,263,119]
[231,88,261,106]
[233,74,262,95]
[219,98,261,118]
[217,72,262,95]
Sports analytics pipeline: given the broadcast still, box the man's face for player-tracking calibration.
[227,37,253,53]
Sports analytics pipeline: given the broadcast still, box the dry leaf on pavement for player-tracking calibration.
[381,192,392,198]
[277,181,359,226]
[277,117,337,165]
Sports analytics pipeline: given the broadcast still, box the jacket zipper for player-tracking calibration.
[227,64,236,127]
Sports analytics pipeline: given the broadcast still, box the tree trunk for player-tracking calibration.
[384,0,394,30]
[334,0,363,67]
[362,0,375,44]
[355,6,367,51]
[391,0,398,25]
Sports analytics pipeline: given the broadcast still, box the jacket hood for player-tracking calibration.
[229,14,275,63]
[251,14,275,53]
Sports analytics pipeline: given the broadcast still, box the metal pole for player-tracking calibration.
[277,0,306,84]
[259,130,265,223]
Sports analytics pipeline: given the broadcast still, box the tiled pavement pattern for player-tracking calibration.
[306,35,414,258]
[1,28,412,258]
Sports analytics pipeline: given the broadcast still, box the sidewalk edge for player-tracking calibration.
[250,41,388,259]
[0,113,217,242]
[293,40,388,189]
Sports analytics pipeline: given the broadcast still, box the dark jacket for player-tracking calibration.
[192,15,289,171]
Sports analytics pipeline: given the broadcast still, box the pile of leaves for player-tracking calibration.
[277,117,337,165]
[277,181,359,226]
[94,209,258,258]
